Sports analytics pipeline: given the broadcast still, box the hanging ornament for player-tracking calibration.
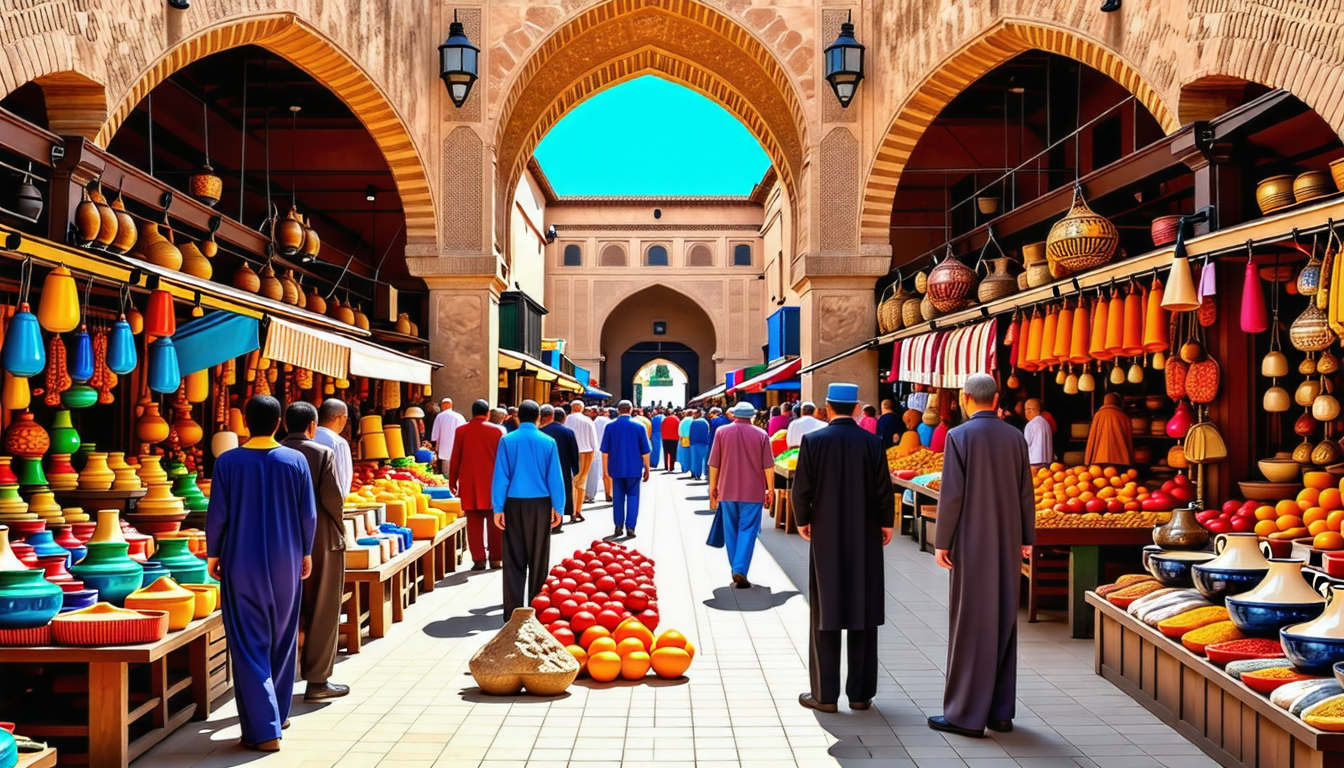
[1143,278,1169,352]
[1121,284,1144,356]
[1039,307,1059,368]
[144,288,176,337]
[1240,246,1269,333]
[1162,216,1200,312]
[90,180,118,249]
[1063,371,1079,395]
[69,325,93,382]
[1053,302,1074,363]
[1152,350,1166,370]
[109,187,137,254]
[3,259,45,377]
[37,264,79,333]
[1109,362,1126,385]
[1089,290,1113,361]
[1068,298,1091,364]
[1078,366,1096,392]
[1104,286,1125,357]
[147,337,181,394]
[2,373,30,410]
[1127,362,1145,384]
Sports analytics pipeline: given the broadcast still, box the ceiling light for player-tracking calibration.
[365,185,377,202]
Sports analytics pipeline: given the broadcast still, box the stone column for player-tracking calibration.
[411,267,505,406]
[792,249,890,406]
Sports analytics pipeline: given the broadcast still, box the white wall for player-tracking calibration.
[510,169,549,304]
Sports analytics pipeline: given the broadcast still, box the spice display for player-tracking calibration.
[1096,574,1154,597]
[1241,667,1319,695]
[887,447,943,475]
[1203,637,1287,665]
[1302,695,1344,731]
[1180,621,1244,655]
[1225,658,1295,679]
[1106,580,1167,608]
[1158,606,1231,637]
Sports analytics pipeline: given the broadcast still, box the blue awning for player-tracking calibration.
[172,311,260,375]
[766,379,801,390]
[585,386,612,399]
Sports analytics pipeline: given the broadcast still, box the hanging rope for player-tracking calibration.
[147,91,154,178]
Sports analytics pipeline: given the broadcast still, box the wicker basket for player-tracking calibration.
[902,297,922,327]
[1046,185,1118,276]
[877,284,905,333]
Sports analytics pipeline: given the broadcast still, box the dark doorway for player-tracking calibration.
[618,342,698,405]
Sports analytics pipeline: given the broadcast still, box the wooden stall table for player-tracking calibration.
[342,540,431,653]
[772,466,797,534]
[1090,593,1344,768]
[1036,526,1155,639]
[15,747,57,768]
[891,476,939,545]
[0,613,227,768]
[420,517,468,593]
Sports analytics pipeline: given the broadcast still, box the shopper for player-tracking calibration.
[1023,398,1053,470]
[687,409,711,480]
[659,409,681,472]
[313,398,353,496]
[791,383,894,714]
[768,401,793,436]
[601,400,652,538]
[649,408,665,470]
[539,404,579,530]
[930,373,1036,738]
[875,399,902,448]
[450,399,505,570]
[593,407,613,501]
[858,405,878,434]
[430,396,466,476]
[492,400,566,615]
[206,395,316,752]
[279,402,350,703]
[786,402,827,448]
[707,401,774,588]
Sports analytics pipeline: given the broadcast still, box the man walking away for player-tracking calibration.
[707,401,774,588]
[279,402,350,703]
[206,395,316,751]
[601,400,651,538]
[791,383,894,714]
[768,401,793,436]
[875,399,902,448]
[929,373,1036,738]
[450,399,504,570]
[660,409,681,472]
[786,402,826,448]
[688,409,711,480]
[649,409,665,471]
[492,400,566,615]
[313,399,353,497]
[569,400,597,520]
[540,404,579,531]
[593,407,613,501]
[430,397,465,476]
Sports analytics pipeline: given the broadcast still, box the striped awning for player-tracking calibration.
[264,316,437,384]
[730,358,801,394]
[892,319,998,388]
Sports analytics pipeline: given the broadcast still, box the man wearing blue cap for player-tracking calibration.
[791,382,895,713]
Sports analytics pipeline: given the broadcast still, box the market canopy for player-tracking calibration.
[497,348,585,393]
[730,358,801,394]
[585,386,612,399]
[172,311,260,375]
[263,316,437,384]
[688,383,726,404]
[889,318,998,388]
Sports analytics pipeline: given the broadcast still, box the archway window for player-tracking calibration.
[733,244,752,266]
[563,244,582,266]
[647,245,669,266]
[600,243,627,266]
[687,244,713,267]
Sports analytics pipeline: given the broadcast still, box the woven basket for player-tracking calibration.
[920,294,939,321]
[1046,185,1118,276]
[902,298,922,327]
[877,284,904,333]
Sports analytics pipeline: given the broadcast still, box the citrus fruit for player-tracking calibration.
[684,640,696,659]
[1254,519,1280,537]
[654,629,688,650]
[1322,489,1343,511]
[1255,505,1278,522]
[1278,515,1304,532]
[588,637,618,656]
[1276,500,1300,518]
[621,651,651,680]
[650,647,692,678]
[1315,532,1344,550]
[616,637,645,657]
[1310,520,1330,536]
[587,651,622,682]
[1329,510,1344,531]
[580,626,611,650]
[1298,488,1321,512]
[1304,507,1329,526]
[614,620,654,652]
[567,645,589,675]
[1306,472,1335,491]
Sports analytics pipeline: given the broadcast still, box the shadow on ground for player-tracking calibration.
[424,604,504,638]
[459,687,572,703]
[703,584,802,611]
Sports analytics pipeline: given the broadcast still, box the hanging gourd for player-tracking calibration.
[306,287,327,315]
[74,187,100,244]
[37,264,79,333]
[179,239,212,280]
[1143,279,1169,352]
[1068,298,1091,364]
[1105,287,1125,358]
[301,214,321,260]
[1121,285,1144,356]
[109,189,137,254]
[1053,302,1074,364]
[107,315,137,375]
[351,304,370,331]
[69,325,93,382]
[1078,366,1096,392]
[90,181,118,249]
[258,264,284,301]
[144,288,176,338]
[233,262,261,294]
[1089,291,1112,361]
[277,206,306,256]
[147,337,181,394]
[1167,401,1194,438]
[125,305,144,335]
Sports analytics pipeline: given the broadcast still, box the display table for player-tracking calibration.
[0,613,228,768]
[341,540,432,653]
[418,517,468,593]
[1089,593,1344,768]
[773,467,797,534]
[15,748,57,768]
[1038,526,1155,638]
[891,476,939,547]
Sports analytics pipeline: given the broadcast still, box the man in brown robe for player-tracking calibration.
[792,382,895,713]
[280,401,351,702]
[930,373,1035,737]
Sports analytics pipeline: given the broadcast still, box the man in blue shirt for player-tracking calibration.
[649,409,665,470]
[601,400,651,538]
[688,409,712,480]
[492,400,567,615]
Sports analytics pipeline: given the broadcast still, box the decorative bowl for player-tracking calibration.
[1238,481,1303,501]
[1333,659,1344,691]
[185,583,218,618]
[1151,215,1183,247]
[1293,170,1335,203]
[51,603,169,646]
[1193,565,1268,603]
[0,625,51,646]
[1281,629,1344,674]
[1148,551,1215,586]
[1204,638,1287,666]
[1256,175,1297,214]
[1260,458,1303,483]
[1226,598,1326,637]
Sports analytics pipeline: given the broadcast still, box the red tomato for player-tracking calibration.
[596,575,617,592]
[590,592,610,604]
[619,578,640,592]
[1222,500,1243,516]
[610,590,628,604]
[570,611,597,634]
[576,582,599,597]
[1204,519,1230,534]
[602,601,624,614]
[559,600,580,619]
[560,578,578,592]
[1106,501,1124,514]
[538,607,562,624]
[1230,516,1255,533]
[580,601,603,616]
[596,610,623,631]
[551,626,575,647]
[1084,499,1106,514]
[598,552,615,565]
[625,590,649,612]
[551,587,573,601]
[531,595,552,611]
[638,609,660,631]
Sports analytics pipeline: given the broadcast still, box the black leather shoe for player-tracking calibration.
[625,529,636,539]
[798,693,838,713]
[470,562,487,572]
[614,526,625,538]
[304,682,350,702]
[281,720,290,730]
[732,573,751,589]
[849,700,872,711]
[928,715,984,738]
[987,719,1013,733]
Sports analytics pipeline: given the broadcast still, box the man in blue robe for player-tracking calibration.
[649,409,664,469]
[601,400,651,538]
[207,395,316,752]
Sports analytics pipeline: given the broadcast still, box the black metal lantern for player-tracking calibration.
[823,14,865,108]
[439,11,480,109]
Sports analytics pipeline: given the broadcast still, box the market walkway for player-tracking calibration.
[136,470,1218,768]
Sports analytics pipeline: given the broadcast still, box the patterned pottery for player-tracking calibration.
[1293,170,1335,203]
[1227,559,1326,636]
[2,413,48,458]
[1046,185,1119,276]
[51,603,168,645]
[1193,533,1270,603]
[926,253,978,312]
[1256,175,1297,214]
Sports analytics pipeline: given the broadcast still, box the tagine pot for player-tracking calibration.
[1193,532,1270,603]
[147,536,206,584]
[1226,558,1326,636]
[1282,586,1344,674]
[23,529,68,564]
[1152,505,1210,551]
[136,455,168,486]
[0,565,63,630]
[77,453,115,491]
[26,492,62,523]
[135,482,184,516]
[124,576,195,631]
[69,511,143,606]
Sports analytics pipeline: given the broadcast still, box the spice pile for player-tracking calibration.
[887,447,942,475]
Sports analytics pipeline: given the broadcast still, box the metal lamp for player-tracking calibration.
[824,13,865,108]
[439,12,480,108]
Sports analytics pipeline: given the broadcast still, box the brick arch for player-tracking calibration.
[0,28,108,141]
[94,14,436,248]
[494,0,809,251]
[597,282,723,392]
[859,20,1179,245]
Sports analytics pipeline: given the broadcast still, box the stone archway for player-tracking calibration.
[858,20,1179,245]
[599,284,719,397]
[492,0,810,255]
[94,14,437,249]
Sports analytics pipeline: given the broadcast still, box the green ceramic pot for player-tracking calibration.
[0,567,63,629]
[48,410,80,455]
[69,541,144,606]
[12,457,46,488]
[171,473,209,513]
[148,537,207,584]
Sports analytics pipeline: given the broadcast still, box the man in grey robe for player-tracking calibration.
[929,373,1035,738]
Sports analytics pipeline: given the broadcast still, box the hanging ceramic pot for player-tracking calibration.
[1291,303,1335,351]
[147,337,181,394]
[926,250,978,312]
[1314,390,1341,422]
[3,413,50,458]
[1045,184,1119,276]
[1109,363,1126,385]
[188,163,222,207]
[109,191,137,254]
[277,206,306,256]
[977,256,1017,304]
[1242,258,1269,333]
[15,171,43,220]
[137,402,171,444]
[2,373,30,411]
[1090,292,1113,361]
[179,240,212,280]
[126,306,143,335]
[1300,248,1324,297]
[1167,401,1194,438]
[173,408,202,448]
[1263,352,1289,378]
[107,316,137,375]
[1055,368,1067,386]
[1265,385,1291,412]
[233,263,261,293]
[68,325,93,382]
[37,265,79,333]
[2,304,45,377]
[74,187,100,243]
[145,289,176,337]
[1143,280,1168,352]
[258,264,284,301]
[301,215,321,259]
[1068,300,1091,364]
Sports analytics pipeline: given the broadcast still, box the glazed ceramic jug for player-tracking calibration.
[1152,506,1210,550]
[12,457,47,489]
[70,511,143,606]
[1226,558,1326,636]
[48,409,80,454]
[112,465,141,492]
[137,403,170,444]
[1281,586,1344,673]
[1193,532,1270,603]
[148,536,206,584]
[77,452,114,491]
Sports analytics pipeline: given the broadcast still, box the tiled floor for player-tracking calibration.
[134,470,1220,768]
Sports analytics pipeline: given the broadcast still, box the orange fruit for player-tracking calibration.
[587,651,622,683]
[567,645,589,675]
[1298,488,1321,512]
[588,637,618,656]
[620,651,651,680]
[616,638,646,657]
[1276,500,1300,518]
[614,620,654,652]
[1254,520,1280,537]
[1322,489,1344,511]
[1329,511,1344,531]
[1255,505,1279,522]
[1103,467,1118,478]
[1306,471,1335,491]
[1277,515,1304,532]
[1315,532,1344,550]
[1110,477,1124,488]
[684,640,696,659]
[1093,478,1109,490]
[650,647,693,678]
[580,626,612,650]
[1309,520,1330,536]
[1304,507,1329,526]
[654,629,689,650]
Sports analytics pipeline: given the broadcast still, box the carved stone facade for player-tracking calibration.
[3,0,1343,403]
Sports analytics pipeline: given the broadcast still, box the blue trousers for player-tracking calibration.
[676,442,688,472]
[612,476,641,530]
[689,443,708,479]
[649,437,661,468]
[719,501,763,576]
[220,567,300,744]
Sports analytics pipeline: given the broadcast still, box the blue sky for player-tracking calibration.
[533,75,771,196]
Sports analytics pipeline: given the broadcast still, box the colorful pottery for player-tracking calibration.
[48,410,80,455]
[1256,175,1296,214]
[1226,559,1326,636]
[124,576,195,631]
[11,458,46,489]
[1146,551,1215,587]
[926,252,978,312]
[0,564,63,629]
[1193,533,1270,603]
[2,413,48,458]
[26,493,62,523]
[1046,185,1119,276]
[136,455,168,485]
[185,583,218,618]
[77,453,115,491]
[135,482,184,516]
[36,265,79,334]
[70,511,142,606]
[0,459,15,487]
[107,317,137,375]
[1,305,44,377]
[147,536,206,584]
[50,603,169,645]
[35,552,73,584]
[61,587,98,613]
[1282,586,1344,674]
[46,455,78,492]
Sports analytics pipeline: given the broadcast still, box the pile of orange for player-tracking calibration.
[566,620,695,683]
[1250,472,1344,550]
[1034,464,1150,512]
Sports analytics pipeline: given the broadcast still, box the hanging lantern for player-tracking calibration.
[2,304,45,377]
[1063,372,1079,395]
[1078,368,1096,392]
[823,13,865,108]
[1162,216,1202,312]
[1143,279,1169,352]
[1241,254,1270,333]
[107,315,138,375]
[37,265,79,333]
[1089,292,1113,361]
[1127,363,1145,383]
[69,325,93,382]
[1068,299,1091,364]
[1053,303,1074,363]
[1055,368,1067,386]
[1104,289,1125,357]
[188,164,222,208]
[1109,363,1126,385]
[1152,350,1166,370]
[438,12,481,108]
[1023,310,1044,371]
[147,337,181,394]
[1039,308,1059,367]
[145,289,176,337]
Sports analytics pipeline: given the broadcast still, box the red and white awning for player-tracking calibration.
[889,319,997,388]
[730,358,801,394]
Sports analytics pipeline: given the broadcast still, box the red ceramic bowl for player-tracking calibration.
[1205,638,1287,666]
[1325,552,1344,579]
[1241,668,1319,695]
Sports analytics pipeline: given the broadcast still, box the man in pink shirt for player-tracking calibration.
[708,401,776,588]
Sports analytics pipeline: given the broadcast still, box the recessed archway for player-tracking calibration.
[600,284,718,399]
[632,358,691,407]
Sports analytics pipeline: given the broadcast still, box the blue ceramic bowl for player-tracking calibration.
[0,592,62,630]
[60,588,98,613]
[1332,661,1344,690]
[1281,630,1344,675]
[1148,551,1216,587]
[1226,597,1326,636]
[1192,565,1268,604]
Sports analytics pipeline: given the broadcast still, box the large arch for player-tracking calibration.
[493,0,810,253]
[599,284,719,397]
[859,20,1179,245]
[93,14,437,249]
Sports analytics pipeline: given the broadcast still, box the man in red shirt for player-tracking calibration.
[659,410,681,472]
[449,399,504,570]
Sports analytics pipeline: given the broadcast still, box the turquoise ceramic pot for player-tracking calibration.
[0,567,63,629]
[69,541,143,606]
[148,537,207,584]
